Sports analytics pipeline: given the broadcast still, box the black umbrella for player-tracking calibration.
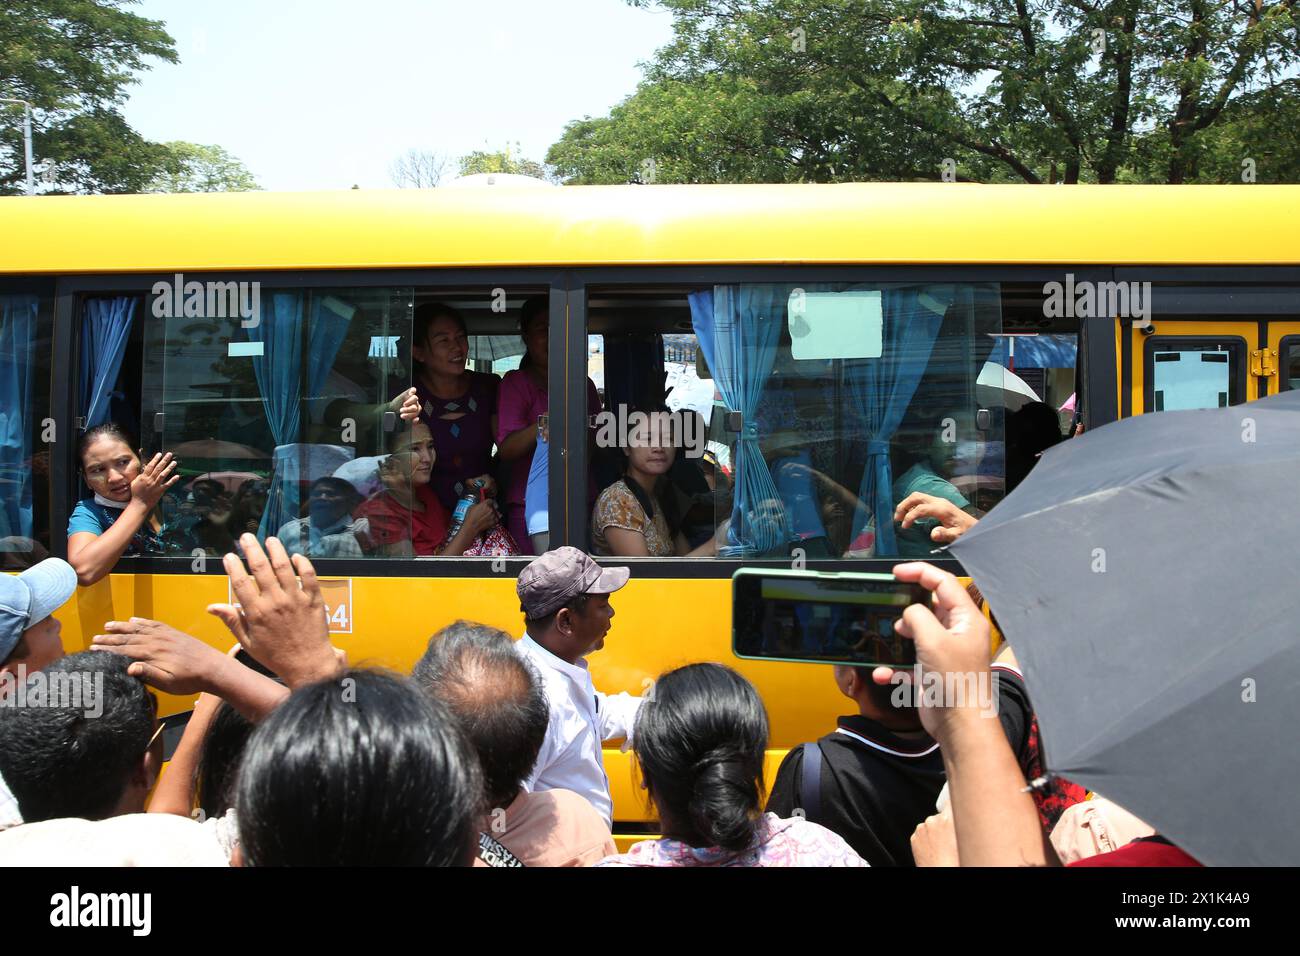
[948,389,1300,866]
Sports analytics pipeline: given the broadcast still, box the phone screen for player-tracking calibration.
[732,570,928,667]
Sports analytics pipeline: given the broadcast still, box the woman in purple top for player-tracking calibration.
[496,296,601,554]
[404,302,500,512]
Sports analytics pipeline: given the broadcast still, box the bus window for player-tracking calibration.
[1282,337,1300,391]
[137,286,414,560]
[693,282,1010,560]
[585,301,718,557]
[586,280,1087,561]
[1143,339,1247,412]
[0,286,54,570]
[112,284,555,564]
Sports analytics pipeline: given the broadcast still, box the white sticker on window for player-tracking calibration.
[227,341,264,357]
[789,291,883,360]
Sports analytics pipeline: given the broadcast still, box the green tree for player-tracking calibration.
[549,0,1300,184]
[145,141,260,193]
[0,0,177,194]
[456,144,553,181]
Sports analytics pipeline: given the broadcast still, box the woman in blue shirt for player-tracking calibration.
[67,424,180,586]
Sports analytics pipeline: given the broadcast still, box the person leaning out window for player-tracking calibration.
[67,424,180,586]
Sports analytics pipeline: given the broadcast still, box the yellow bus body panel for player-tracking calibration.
[3,184,1299,275]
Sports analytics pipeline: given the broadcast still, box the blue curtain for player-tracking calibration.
[689,285,790,556]
[844,288,944,554]
[81,297,138,429]
[0,295,38,540]
[253,293,353,539]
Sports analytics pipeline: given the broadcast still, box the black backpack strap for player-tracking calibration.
[799,741,824,826]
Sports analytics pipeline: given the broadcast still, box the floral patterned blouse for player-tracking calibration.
[591,481,673,557]
[596,813,868,867]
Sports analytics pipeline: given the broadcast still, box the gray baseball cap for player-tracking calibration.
[0,558,77,663]
[517,547,630,619]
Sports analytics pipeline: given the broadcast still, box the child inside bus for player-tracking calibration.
[67,424,181,586]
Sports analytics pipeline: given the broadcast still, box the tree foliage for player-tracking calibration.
[2,1,258,194]
[548,0,1300,184]
[0,0,178,193]
[143,141,260,193]
[457,144,553,181]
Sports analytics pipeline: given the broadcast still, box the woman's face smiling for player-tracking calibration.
[82,437,140,502]
[415,315,469,378]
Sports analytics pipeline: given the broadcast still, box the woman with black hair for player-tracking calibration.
[599,663,866,866]
[67,423,181,586]
[591,410,720,557]
[399,301,501,512]
[234,669,482,866]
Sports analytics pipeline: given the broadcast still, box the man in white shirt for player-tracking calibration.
[514,547,642,828]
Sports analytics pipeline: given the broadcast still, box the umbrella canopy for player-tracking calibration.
[467,335,525,363]
[948,389,1300,866]
[976,361,1040,410]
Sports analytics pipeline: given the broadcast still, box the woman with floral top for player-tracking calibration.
[598,663,867,867]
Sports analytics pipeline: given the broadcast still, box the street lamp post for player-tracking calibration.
[0,98,36,196]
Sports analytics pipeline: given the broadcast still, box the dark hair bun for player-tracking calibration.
[688,753,759,852]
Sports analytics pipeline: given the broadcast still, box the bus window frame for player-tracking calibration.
[1,275,59,564]
[1142,335,1249,412]
[1113,268,1300,417]
[573,264,1115,576]
[1280,335,1300,391]
[39,263,1142,579]
[49,268,570,579]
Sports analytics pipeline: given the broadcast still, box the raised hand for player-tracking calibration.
[207,534,342,689]
[92,618,229,696]
[894,492,978,544]
[873,561,992,741]
[392,387,422,423]
[130,452,181,509]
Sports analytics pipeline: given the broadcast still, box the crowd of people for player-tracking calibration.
[1,506,1186,866]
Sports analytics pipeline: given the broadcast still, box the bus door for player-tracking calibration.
[1120,279,1300,415]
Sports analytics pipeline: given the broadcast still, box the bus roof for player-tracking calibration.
[3,183,1299,274]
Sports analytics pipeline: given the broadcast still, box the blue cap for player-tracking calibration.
[0,559,77,663]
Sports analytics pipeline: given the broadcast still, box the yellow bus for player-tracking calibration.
[2,184,1298,843]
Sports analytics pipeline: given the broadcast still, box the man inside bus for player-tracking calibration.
[514,547,641,827]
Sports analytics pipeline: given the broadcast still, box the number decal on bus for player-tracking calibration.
[227,578,353,635]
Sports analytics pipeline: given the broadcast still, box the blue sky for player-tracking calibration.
[119,0,675,191]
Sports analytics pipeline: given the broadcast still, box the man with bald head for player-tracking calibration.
[413,620,615,866]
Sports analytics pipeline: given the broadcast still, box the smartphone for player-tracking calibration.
[732,568,929,668]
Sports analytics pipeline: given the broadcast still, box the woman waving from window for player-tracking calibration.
[67,424,180,586]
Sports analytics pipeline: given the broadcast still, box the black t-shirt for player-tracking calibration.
[766,667,1038,867]
[766,715,945,867]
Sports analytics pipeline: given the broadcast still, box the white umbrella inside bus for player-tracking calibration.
[976,361,1041,410]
